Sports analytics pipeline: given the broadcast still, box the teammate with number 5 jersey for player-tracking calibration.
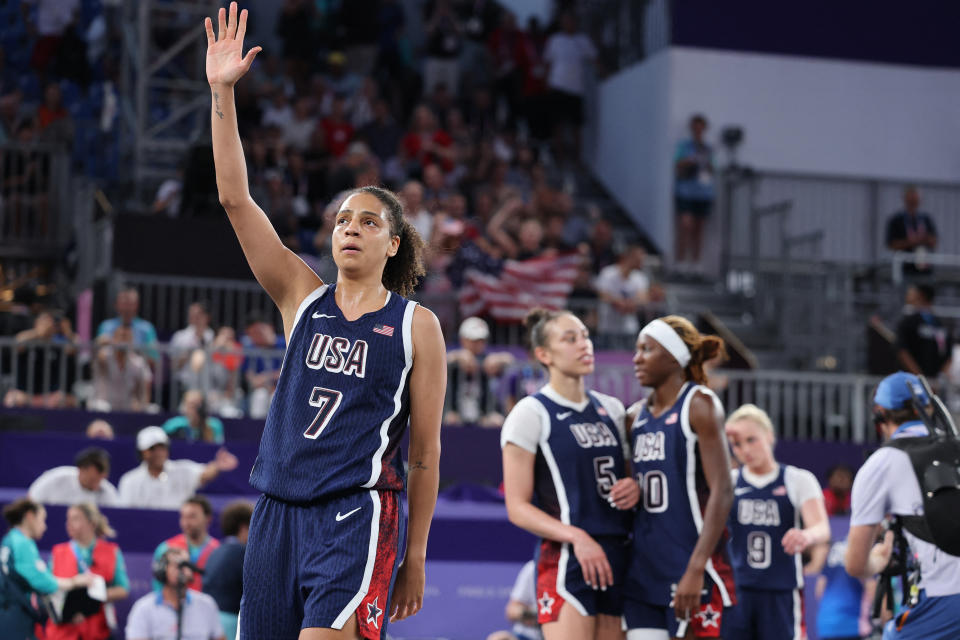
[205,4,446,639]
[502,309,639,640]
[724,404,829,640]
[625,316,736,640]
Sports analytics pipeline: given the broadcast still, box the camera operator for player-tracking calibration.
[126,547,224,640]
[844,372,960,639]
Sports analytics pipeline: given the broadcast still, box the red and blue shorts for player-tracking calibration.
[239,490,403,640]
[535,535,629,624]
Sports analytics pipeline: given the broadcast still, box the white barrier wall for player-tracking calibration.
[590,47,960,257]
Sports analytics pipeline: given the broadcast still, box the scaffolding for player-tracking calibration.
[120,0,219,203]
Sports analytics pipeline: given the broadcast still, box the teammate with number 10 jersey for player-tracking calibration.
[626,317,735,640]
[206,5,447,638]
[502,309,638,640]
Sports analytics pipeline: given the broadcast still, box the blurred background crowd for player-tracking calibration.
[3,0,960,638]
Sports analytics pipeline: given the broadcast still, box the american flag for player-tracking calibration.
[459,252,583,322]
[373,324,394,337]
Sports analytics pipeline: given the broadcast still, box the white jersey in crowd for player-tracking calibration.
[117,459,206,509]
[850,422,960,596]
[28,466,119,506]
[594,264,650,336]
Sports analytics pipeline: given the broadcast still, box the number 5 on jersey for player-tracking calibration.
[303,387,343,439]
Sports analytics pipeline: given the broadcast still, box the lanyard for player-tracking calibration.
[70,541,91,573]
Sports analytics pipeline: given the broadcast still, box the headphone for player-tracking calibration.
[151,553,170,584]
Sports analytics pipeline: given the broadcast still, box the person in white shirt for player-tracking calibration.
[126,547,225,640]
[594,246,651,345]
[170,302,215,359]
[542,11,597,161]
[400,179,434,243]
[487,559,543,640]
[845,372,960,640]
[28,447,119,506]
[117,427,238,510]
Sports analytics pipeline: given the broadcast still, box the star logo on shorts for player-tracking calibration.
[366,596,383,628]
[695,604,720,629]
[538,591,555,616]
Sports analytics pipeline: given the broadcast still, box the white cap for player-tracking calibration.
[459,316,490,341]
[136,426,169,451]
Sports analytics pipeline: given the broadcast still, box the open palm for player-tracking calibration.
[205,2,261,87]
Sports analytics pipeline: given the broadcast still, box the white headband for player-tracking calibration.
[639,319,691,368]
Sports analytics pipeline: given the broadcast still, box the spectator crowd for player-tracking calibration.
[2,0,665,426]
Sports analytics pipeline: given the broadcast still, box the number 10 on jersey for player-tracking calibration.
[303,387,344,439]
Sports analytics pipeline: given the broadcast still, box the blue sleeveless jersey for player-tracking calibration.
[627,383,734,607]
[728,465,802,591]
[816,540,864,638]
[249,284,417,502]
[530,390,631,537]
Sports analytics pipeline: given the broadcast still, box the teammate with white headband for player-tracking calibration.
[624,316,737,640]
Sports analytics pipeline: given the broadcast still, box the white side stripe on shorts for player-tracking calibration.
[332,490,382,629]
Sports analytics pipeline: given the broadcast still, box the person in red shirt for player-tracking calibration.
[822,464,853,516]
[37,82,69,129]
[400,104,454,173]
[320,95,354,158]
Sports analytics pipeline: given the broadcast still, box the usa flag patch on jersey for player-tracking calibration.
[372,324,394,337]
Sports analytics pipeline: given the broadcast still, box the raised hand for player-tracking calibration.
[205,2,262,88]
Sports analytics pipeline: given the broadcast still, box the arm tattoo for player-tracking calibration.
[214,92,224,120]
[409,460,428,471]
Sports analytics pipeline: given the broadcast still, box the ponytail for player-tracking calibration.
[3,497,40,528]
[523,307,574,353]
[73,502,116,539]
[660,315,727,385]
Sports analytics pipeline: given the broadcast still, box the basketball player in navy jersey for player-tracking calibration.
[502,309,639,640]
[205,5,447,639]
[724,404,829,640]
[625,316,735,640]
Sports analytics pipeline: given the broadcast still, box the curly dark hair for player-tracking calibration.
[346,185,426,298]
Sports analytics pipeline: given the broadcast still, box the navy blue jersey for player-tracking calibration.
[250,284,417,502]
[627,383,735,607]
[502,386,631,537]
[728,465,802,591]
[532,390,631,537]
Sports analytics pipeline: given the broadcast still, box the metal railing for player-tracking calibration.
[891,250,960,285]
[0,142,72,252]
[0,334,897,443]
[580,0,670,72]
[717,169,960,370]
[113,271,282,338]
[0,338,284,419]
[113,271,665,350]
[723,169,960,268]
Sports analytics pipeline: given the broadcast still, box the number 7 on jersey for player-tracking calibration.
[303,387,344,439]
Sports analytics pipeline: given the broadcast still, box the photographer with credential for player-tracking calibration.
[844,372,960,640]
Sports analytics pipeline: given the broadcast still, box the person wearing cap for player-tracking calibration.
[845,371,960,639]
[116,427,239,509]
[28,447,119,507]
[445,316,511,427]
